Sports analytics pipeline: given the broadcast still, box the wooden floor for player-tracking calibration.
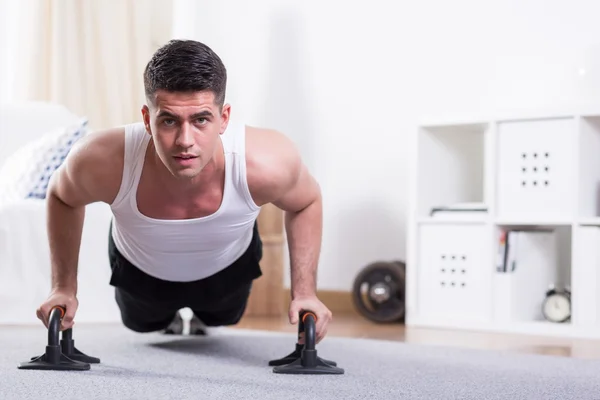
[236,313,600,360]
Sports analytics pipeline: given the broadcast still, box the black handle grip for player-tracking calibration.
[298,310,317,350]
[48,306,65,346]
[297,310,315,334]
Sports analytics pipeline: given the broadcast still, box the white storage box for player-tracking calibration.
[417,223,493,322]
[496,117,576,219]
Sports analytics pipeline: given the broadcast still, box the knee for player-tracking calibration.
[114,289,172,333]
[121,316,162,333]
[118,309,171,333]
[222,310,245,326]
[197,307,246,327]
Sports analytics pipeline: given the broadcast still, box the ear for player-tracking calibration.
[141,105,151,134]
[219,103,231,135]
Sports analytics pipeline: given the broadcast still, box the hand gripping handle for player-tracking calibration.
[298,310,317,350]
[48,306,66,345]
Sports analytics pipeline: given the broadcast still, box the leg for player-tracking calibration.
[108,220,184,334]
[163,312,185,335]
[187,222,261,332]
[114,288,180,333]
[192,282,252,328]
[188,313,207,335]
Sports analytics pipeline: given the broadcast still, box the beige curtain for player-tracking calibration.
[15,0,173,130]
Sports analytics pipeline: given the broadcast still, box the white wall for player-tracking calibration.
[172,0,600,291]
[3,0,600,294]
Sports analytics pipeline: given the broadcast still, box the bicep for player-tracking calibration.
[271,155,321,213]
[247,127,321,211]
[49,147,100,207]
[48,132,122,207]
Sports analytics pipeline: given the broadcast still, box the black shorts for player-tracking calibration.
[107,220,263,332]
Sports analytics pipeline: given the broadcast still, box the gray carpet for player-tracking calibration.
[1,324,600,399]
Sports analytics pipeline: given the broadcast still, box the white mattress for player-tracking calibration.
[0,196,120,325]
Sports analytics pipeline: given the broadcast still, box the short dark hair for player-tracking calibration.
[143,40,227,107]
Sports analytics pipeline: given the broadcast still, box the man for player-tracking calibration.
[36,39,332,343]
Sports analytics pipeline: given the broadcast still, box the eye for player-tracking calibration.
[197,118,208,124]
[163,118,176,126]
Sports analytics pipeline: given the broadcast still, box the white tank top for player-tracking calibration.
[109,121,261,282]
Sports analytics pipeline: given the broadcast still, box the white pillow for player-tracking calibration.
[0,102,83,166]
[0,118,88,204]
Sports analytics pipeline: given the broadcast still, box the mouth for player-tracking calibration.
[173,154,198,166]
[174,154,198,159]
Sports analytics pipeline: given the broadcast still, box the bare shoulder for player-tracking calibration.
[48,126,125,206]
[245,126,301,206]
[245,125,300,168]
[245,126,320,210]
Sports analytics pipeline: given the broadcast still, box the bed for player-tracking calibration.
[0,101,120,325]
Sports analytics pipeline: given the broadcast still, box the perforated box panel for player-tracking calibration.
[496,118,576,219]
[417,224,493,322]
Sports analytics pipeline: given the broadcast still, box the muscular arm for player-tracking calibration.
[246,127,322,299]
[46,128,123,292]
[276,159,322,299]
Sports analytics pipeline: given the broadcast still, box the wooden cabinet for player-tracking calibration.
[245,203,285,317]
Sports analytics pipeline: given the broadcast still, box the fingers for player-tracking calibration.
[288,302,300,325]
[36,306,49,328]
[288,298,332,343]
[36,295,78,331]
[316,309,332,344]
[38,303,57,328]
[61,299,78,330]
[317,328,327,344]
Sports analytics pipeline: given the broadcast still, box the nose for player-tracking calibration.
[176,123,194,148]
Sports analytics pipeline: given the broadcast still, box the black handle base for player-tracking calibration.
[271,311,344,375]
[18,345,90,371]
[268,343,337,367]
[272,354,343,375]
[18,306,99,371]
[60,328,101,364]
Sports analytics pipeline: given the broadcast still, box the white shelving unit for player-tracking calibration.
[406,111,600,339]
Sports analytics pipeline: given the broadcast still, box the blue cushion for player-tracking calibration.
[0,118,88,203]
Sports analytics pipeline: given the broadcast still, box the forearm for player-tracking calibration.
[46,192,85,293]
[285,194,322,299]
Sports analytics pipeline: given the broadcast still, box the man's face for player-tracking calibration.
[142,90,230,180]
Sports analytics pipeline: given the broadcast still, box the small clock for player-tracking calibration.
[542,286,571,323]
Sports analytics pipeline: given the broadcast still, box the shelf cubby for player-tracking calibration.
[408,110,600,339]
[492,224,571,325]
[416,123,489,219]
